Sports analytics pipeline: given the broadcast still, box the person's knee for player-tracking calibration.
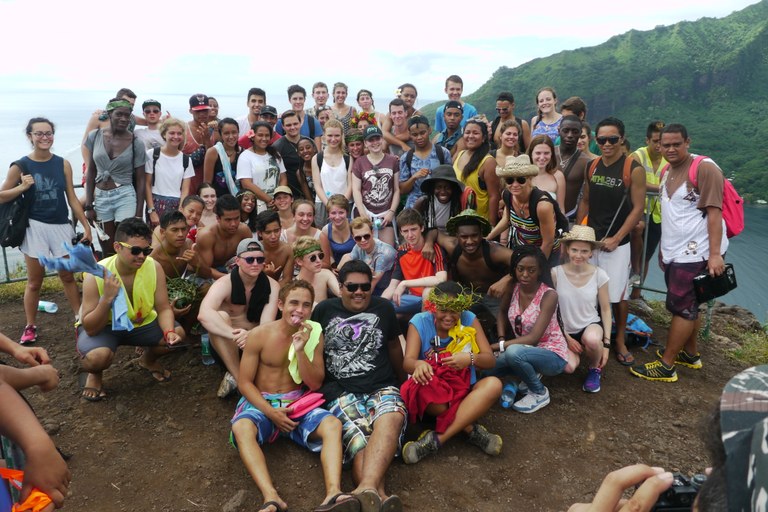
[81,348,114,371]
[375,410,405,431]
[582,330,602,354]
[232,419,258,442]
[317,415,342,439]
[477,375,503,395]
[26,277,43,292]
[502,344,525,366]
[58,271,76,284]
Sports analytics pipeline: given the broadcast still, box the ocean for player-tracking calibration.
[1,90,764,321]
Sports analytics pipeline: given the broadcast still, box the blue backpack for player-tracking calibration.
[612,313,655,349]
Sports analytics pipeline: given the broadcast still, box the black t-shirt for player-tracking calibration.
[587,155,641,245]
[311,297,400,401]
[272,137,304,198]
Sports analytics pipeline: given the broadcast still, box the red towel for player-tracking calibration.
[401,358,471,433]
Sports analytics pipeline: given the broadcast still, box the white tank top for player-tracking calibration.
[317,154,348,202]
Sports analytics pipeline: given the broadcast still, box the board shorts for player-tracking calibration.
[76,319,163,355]
[665,260,708,320]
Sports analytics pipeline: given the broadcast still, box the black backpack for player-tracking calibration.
[404,143,446,172]
[0,160,35,248]
[151,147,190,187]
[503,188,569,238]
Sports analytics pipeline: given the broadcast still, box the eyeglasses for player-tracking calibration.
[241,255,266,265]
[353,234,372,242]
[144,109,161,114]
[343,282,372,292]
[596,135,621,146]
[117,241,152,256]
[496,107,509,113]
[505,177,528,185]
[32,131,54,138]
[514,315,522,337]
[307,252,325,263]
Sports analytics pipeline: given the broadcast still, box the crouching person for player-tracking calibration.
[400,282,502,464]
[77,218,182,401]
[230,280,358,512]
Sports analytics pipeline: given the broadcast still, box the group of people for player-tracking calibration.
[0,74,733,512]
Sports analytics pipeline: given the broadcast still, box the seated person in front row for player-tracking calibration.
[337,217,397,296]
[77,218,183,401]
[231,280,358,512]
[255,210,294,286]
[198,238,279,399]
[381,208,447,315]
[293,236,340,304]
[400,282,502,464]
[196,194,253,279]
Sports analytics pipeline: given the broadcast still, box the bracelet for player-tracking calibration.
[499,340,506,353]
[469,352,475,367]
[602,342,611,349]
[163,329,175,341]
[84,204,94,211]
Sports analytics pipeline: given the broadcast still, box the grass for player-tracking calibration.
[645,299,672,328]
[729,329,768,366]
[0,276,65,304]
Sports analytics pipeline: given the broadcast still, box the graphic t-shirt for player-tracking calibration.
[587,155,642,245]
[352,154,400,215]
[312,297,400,400]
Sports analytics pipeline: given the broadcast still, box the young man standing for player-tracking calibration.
[255,210,294,286]
[231,280,357,512]
[273,111,307,199]
[557,115,592,220]
[134,99,164,150]
[432,101,465,158]
[237,87,267,136]
[399,115,452,209]
[184,94,215,191]
[382,209,447,315]
[383,98,411,156]
[77,218,181,401]
[312,260,406,512]
[237,105,282,150]
[196,194,253,279]
[576,117,646,367]
[276,85,323,150]
[491,92,530,151]
[433,75,478,133]
[337,217,397,296]
[307,82,330,117]
[198,238,279,398]
[630,124,728,382]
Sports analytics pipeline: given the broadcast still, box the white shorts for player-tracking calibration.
[590,242,630,303]
[20,219,75,259]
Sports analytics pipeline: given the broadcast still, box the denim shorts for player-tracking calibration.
[326,386,407,464]
[94,185,137,223]
[230,393,333,453]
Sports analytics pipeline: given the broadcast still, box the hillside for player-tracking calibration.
[423,0,768,200]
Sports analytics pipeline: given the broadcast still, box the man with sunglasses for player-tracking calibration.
[490,92,530,152]
[77,218,181,401]
[337,217,397,296]
[293,236,340,304]
[134,99,164,150]
[576,117,646,368]
[312,260,407,512]
[198,238,280,398]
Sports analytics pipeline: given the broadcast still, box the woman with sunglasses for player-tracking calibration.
[400,281,502,464]
[487,155,561,268]
[489,245,575,414]
[452,118,500,226]
[1,117,92,344]
[292,236,340,304]
[281,200,332,270]
[321,194,355,267]
[528,134,566,213]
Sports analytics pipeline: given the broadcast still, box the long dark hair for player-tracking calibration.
[461,119,490,181]
[509,245,549,284]
[250,121,281,161]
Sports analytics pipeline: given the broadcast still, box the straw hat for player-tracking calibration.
[446,208,492,236]
[496,154,539,179]
[561,225,603,248]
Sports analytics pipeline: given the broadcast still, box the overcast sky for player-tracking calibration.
[0,0,760,102]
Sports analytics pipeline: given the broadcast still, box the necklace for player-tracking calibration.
[667,155,692,183]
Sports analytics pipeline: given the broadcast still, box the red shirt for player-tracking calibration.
[392,243,446,296]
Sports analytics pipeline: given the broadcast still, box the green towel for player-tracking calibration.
[287,320,322,384]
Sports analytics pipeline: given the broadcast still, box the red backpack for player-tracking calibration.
[661,155,744,238]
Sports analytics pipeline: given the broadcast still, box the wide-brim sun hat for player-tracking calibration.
[446,208,492,236]
[561,225,603,248]
[496,154,539,179]
[420,164,465,195]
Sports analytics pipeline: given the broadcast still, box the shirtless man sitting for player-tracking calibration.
[196,194,252,279]
[231,280,358,512]
[255,210,294,286]
[293,236,340,304]
[198,238,279,398]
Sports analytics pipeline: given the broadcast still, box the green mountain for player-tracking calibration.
[423,0,768,201]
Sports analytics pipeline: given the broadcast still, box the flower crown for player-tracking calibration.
[350,112,378,128]
[424,285,480,313]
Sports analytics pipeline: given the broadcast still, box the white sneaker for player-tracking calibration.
[217,371,238,398]
[517,373,543,394]
[629,273,642,286]
[512,387,550,414]
[629,297,654,314]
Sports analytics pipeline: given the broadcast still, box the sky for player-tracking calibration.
[0,0,760,104]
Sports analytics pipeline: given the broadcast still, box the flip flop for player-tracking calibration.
[81,387,107,402]
[147,368,172,383]
[381,495,403,512]
[354,490,381,512]
[615,352,635,366]
[258,501,286,512]
[314,493,360,512]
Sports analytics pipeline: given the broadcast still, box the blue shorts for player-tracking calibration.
[326,386,407,464]
[94,185,137,223]
[230,392,333,453]
[391,294,422,315]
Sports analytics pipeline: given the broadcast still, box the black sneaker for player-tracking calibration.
[402,430,439,464]
[655,348,702,369]
[630,360,678,382]
[466,424,502,455]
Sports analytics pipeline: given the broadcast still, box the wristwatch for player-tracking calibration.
[147,207,156,214]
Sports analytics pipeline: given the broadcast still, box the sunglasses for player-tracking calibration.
[241,255,266,265]
[496,107,509,113]
[514,315,522,337]
[143,109,161,114]
[117,241,152,256]
[343,282,372,292]
[596,135,621,145]
[307,252,325,263]
[505,177,528,185]
[353,233,372,242]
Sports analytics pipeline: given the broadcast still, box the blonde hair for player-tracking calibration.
[327,194,350,214]
[159,118,186,142]
[350,216,373,231]
[293,235,322,259]
[323,119,346,151]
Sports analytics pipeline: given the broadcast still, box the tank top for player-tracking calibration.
[96,255,158,327]
[505,191,561,253]
[21,155,69,224]
[453,151,493,220]
[532,116,562,142]
[508,282,567,361]
[317,153,348,202]
[327,222,355,264]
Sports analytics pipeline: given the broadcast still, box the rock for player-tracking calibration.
[42,420,60,435]
[222,489,247,512]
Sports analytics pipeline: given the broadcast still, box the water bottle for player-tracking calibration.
[37,301,58,313]
[201,333,215,365]
[500,382,518,409]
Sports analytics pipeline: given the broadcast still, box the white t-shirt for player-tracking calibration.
[145,149,195,198]
[236,150,287,211]
[553,265,609,333]
[134,128,164,150]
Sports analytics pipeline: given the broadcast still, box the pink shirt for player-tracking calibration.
[508,283,568,361]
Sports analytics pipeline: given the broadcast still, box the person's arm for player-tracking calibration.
[294,326,325,391]
[0,164,32,203]
[325,270,341,297]
[494,286,514,348]
[575,166,590,225]
[62,160,92,242]
[318,230,332,270]
[0,380,70,509]
[487,245,514,298]
[602,164,646,252]
[554,170,566,213]
[84,150,97,222]
[197,278,238,339]
[481,157,501,225]
[383,173,400,228]
[0,332,49,366]
[180,177,191,207]
[259,277,280,324]
[279,251,295,287]
[399,156,429,196]
[396,270,447,300]
[597,277,612,369]
[567,465,673,512]
[507,289,559,346]
[193,230,216,279]
[310,154,326,205]
[521,120,532,151]
[705,205,725,276]
[81,270,121,336]
[403,322,431,383]
[133,144,147,217]
[153,262,181,345]
[536,201,556,260]
[486,207,510,241]
[381,278,400,301]
[145,167,157,226]
[351,170,368,219]
[203,147,218,185]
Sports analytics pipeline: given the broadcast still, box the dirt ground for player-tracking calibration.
[5,290,752,512]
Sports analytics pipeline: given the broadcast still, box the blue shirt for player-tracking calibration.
[276,114,323,139]
[398,145,452,208]
[434,102,478,133]
[410,310,478,384]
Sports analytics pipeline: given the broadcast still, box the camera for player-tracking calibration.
[72,232,91,246]
[652,472,706,511]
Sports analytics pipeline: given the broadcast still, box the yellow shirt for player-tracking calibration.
[96,255,158,327]
[453,151,494,220]
[632,147,667,223]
